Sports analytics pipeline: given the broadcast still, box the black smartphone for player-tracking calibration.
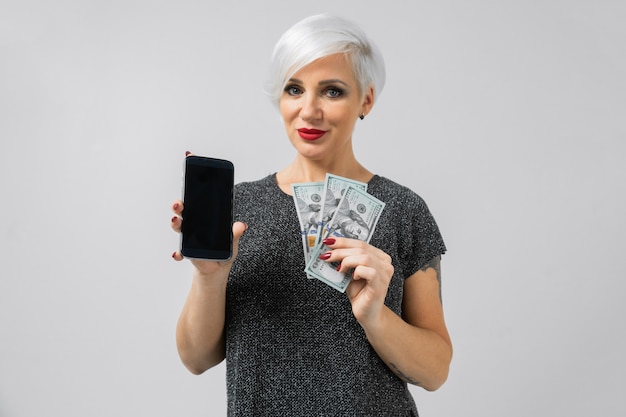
[180,156,234,260]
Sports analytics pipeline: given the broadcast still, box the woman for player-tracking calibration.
[171,14,452,416]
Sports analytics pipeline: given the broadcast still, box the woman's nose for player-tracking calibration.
[300,94,322,122]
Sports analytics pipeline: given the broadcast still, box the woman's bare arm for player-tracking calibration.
[171,201,247,374]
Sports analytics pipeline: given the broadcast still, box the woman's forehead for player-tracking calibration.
[290,54,356,83]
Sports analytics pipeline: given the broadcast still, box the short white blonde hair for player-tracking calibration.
[265,14,386,107]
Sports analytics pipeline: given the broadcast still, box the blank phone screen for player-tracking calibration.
[181,156,234,260]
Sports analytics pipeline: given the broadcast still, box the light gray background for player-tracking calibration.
[1,1,624,416]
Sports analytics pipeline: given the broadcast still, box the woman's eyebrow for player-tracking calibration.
[287,78,350,88]
[318,79,349,87]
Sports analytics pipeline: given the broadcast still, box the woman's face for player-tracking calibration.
[279,54,373,161]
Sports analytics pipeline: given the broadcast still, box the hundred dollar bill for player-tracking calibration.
[316,173,368,247]
[291,182,325,265]
[305,186,385,292]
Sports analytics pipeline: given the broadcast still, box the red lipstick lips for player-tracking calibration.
[297,128,327,141]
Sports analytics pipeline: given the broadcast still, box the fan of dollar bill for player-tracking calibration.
[291,173,385,292]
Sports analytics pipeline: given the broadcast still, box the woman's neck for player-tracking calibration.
[276,155,373,194]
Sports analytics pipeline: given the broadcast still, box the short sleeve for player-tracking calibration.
[396,192,446,278]
[367,177,446,281]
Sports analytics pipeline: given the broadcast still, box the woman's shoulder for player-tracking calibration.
[369,175,428,209]
[235,174,276,195]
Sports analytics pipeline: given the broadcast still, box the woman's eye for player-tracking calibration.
[285,86,302,96]
[325,88,343,98]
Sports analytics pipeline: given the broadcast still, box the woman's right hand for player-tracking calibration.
[170,199,247,277]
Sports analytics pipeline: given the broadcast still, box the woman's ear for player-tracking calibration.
[360,85,375,118]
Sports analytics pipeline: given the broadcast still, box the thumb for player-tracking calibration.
[230,221,248,260]
[232,221,247,241]
[230,222,248,262]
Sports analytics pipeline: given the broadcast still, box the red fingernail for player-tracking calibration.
[336,262,342,271]
[323,238,336,245]
[171,252,177,259]
[185,151,191,156]
[171,216,177,223]
[173,203,179,210]
[319,252,331,260]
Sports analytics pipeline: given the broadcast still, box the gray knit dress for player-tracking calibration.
[225,174,446,416]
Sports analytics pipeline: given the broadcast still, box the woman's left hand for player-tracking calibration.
[320,237,394,326]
